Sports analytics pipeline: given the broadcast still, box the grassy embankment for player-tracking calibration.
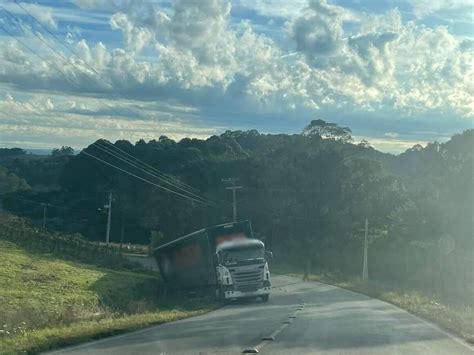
[272,264,474,344]
[0,240,215,354]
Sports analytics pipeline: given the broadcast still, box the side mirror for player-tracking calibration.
[265,251,274,261]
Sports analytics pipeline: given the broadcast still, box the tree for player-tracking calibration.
[0,166,29,193]
[0,148,26,158]
[358,139,372,148]
[52,146,75,157]
[302,119,353,142]
[149,230,165,255]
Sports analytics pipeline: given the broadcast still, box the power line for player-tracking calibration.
[93,140,209,202]
[244,186,326,193]
[0,4,117,98]
[2,3,112,92]
[0,16,213,204]
[80,150,210,205]
[94,140,203,198]
[0,6,220,206]
[0,20,132,133]
[13,0,110,87]
[99,140,201,193]
[7,2,167,126]
[1,7,215,205]
[0,5,146,126]
[92,142,211,202]
[2,196,91,213]
[0,22,90,91]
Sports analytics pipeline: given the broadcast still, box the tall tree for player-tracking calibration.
[302,119,353,142]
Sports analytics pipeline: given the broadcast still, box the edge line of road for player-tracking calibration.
[44,309,218,354]
[277,274,474,352]
[45,277,294,354]
[47,275,473,354]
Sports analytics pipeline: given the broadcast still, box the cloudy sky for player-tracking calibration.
[0,0,472,153]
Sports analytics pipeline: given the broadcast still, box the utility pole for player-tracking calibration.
[104,192,113,245]
[362,218,369,281]
[119,222,125,253]
[222,177,242,222]
[41,203,47,228]
[119,209,125,253]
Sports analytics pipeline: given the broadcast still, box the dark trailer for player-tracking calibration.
[154,220,254,289]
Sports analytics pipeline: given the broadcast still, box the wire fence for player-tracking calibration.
[0,216,137,269]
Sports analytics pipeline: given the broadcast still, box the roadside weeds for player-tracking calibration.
[0,239,218,354]
[0,307,216,355]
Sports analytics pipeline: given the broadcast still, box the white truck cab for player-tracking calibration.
[215,239,271,302]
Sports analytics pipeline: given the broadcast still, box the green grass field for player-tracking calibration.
[0,240,215,354]
[272,264,474,344]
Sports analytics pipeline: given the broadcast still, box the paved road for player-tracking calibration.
[49,276,473,354]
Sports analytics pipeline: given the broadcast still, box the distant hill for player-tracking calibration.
[24,148,52,156]
[0,128,472,274]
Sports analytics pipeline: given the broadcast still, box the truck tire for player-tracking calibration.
[217,287,226,303]
[261,294,269,302]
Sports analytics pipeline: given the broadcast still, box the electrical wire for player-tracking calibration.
[80,150,210,205]
[0,11,213,205]
[13,0,111,87]
[3,196,91,213]
[97,140,201,193]
[91,141,212,204]
[7,2,168,126]
[0,22,93,92]
[95,140,202,194]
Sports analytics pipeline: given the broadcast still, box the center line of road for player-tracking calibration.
[243,323,291,353]
[242,303,305,353]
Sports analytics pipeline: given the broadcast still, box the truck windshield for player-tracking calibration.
[222,247,264,264]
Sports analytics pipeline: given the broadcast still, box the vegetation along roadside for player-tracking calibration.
[272,264,474,344]
[0,238,216,354]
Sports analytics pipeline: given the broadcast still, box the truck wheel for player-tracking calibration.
[261,294,269,302]
[217,287,226,303]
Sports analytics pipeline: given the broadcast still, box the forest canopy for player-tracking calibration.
[1,125,472,301]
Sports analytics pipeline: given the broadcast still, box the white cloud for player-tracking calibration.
[407,0,473,20]
[0,91,218,149]
[12,2,58,29]
[110,12,154,52]
[0,0,472,150]
[361,137,427,153]
[234,0,307,18]
[1,1,107,27]
[289,0,345,61]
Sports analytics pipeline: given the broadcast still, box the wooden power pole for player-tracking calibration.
[105,192,113,244]
[222,178,242,222]
[362,218,369,281]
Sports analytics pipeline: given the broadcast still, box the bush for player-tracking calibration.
[148,230,164,255]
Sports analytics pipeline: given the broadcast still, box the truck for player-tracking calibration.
[153,220,272,302]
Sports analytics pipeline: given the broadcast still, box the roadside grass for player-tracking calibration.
[272,263,474,344]
[0,240,216,354]
[1,307,214,355]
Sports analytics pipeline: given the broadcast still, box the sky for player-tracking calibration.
[0,0,472,153]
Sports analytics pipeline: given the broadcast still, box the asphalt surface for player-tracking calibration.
[48,275,473,354]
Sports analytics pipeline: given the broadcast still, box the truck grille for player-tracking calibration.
[231,269,263,292]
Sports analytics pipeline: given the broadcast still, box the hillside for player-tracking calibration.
[1,125,472,308]
[0,238,213,354]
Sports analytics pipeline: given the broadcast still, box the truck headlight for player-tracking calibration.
[218,266,233,285]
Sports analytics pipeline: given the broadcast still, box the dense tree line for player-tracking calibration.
[0,123,472,302]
